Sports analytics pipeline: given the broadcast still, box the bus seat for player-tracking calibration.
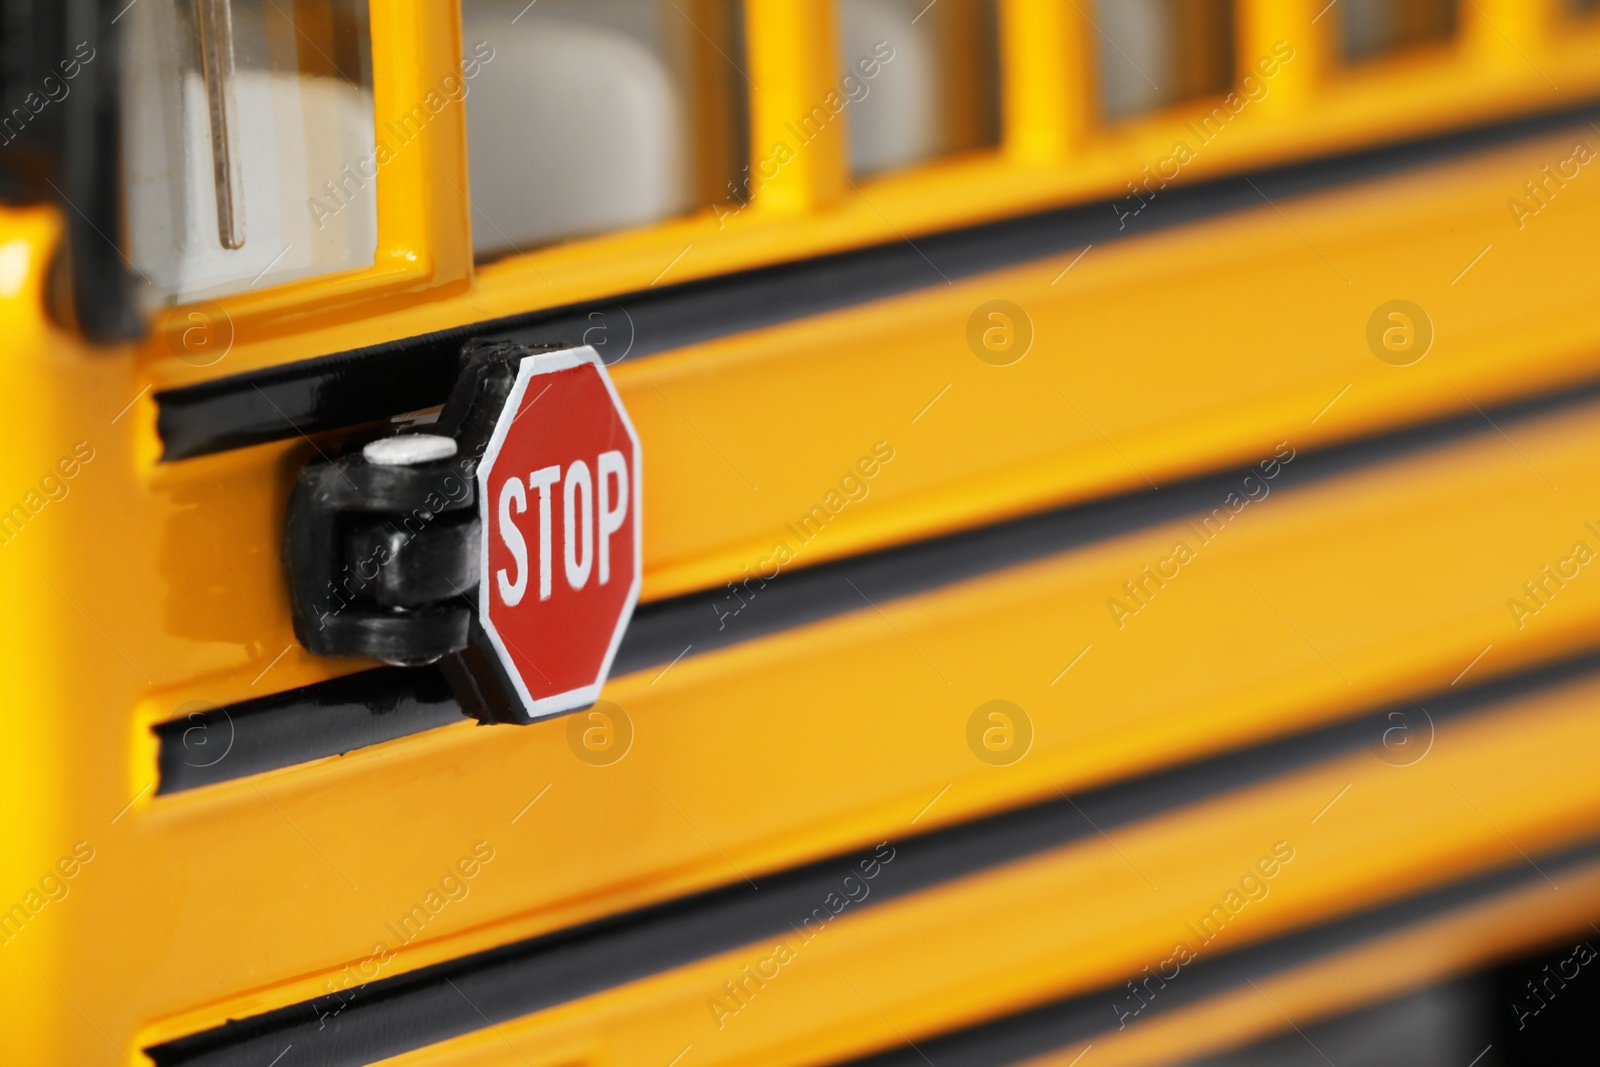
[462,8,689,256]
[839,0,938,176]
[1098,0,1170,118]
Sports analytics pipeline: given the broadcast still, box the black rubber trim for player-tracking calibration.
[153,668,461,795]
[153,98,1600,461]
[151,373,1600,792]
[832,834,1600,1067]
[0,0,144,343]
[144,647,1600,1067]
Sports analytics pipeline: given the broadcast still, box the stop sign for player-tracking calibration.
[477,346,642,721]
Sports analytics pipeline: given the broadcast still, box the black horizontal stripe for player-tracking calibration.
[152,373,1600,793]
[153,99,1600,462]
[832,834,1600,1067]
[145,646,1600,1067]
[153,668,459,795]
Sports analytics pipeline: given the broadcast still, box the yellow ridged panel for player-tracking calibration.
[7,3,1600,1062]
[130,117,1600,689]
[1048,862,1600,1066]
[229,670,1600,1067]
[624,119,1600,598]
[50,391,1600,1062]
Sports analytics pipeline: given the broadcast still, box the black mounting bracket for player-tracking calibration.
[282,340,555,725]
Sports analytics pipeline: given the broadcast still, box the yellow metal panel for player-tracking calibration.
[7,6,1600,1062]
[1027,859,1600,1067]
[742,0,847,213]
[142,668,1600,1067]
[0,209,75,1067]
[1236,0,1331,114]
[134,118,1600,680]
[40,387,1600,1062]
[623,121,1600,598]
[999,0,1096,162]
[1466,0,1555,68]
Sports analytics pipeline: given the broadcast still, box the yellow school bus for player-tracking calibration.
[5,0,1600,1063]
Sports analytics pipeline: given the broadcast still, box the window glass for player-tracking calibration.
[838,0,1001,178]
[461,0,748,260]
[122,0,376,306]
[1098,0,1235,120]
[1341,0,1458,63]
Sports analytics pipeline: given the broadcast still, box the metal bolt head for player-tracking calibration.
[363,434,457,467]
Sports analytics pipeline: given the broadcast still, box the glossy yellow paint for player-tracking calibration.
[620,118,1600,599]
[1236,0,1328,114]
[134,115,1600,687]
[1030,858,1600,1067]
[129,666,1600,1066]
[106,6,1600,684]
[6,3,1600,1063]
[999,0,1096,161]
[744,0,847,212]
[16,374,1600,1062]
[0,208,78,1067]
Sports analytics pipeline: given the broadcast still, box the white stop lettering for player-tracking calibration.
[495,449,629,606]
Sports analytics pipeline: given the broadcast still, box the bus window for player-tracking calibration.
[1097,0,1234,120]
[1341,0,1458,63]
[121,0,376,306]
[461,0,748,260]
[838,0,1000,177]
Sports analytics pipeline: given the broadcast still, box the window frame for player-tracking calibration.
[141,0,1600,393]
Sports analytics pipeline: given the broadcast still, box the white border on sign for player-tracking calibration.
[476,345,644,722]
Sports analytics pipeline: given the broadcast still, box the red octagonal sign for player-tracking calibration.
[478,347,642,721]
